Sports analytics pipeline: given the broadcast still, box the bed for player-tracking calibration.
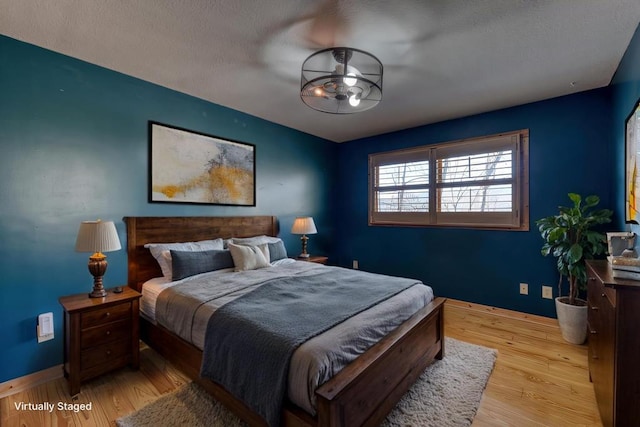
[124,216,445,427]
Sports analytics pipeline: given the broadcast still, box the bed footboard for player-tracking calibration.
[315,297,445,427]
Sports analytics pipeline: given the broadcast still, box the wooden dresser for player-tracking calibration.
[59,286,141,395]
[586,260,640,427]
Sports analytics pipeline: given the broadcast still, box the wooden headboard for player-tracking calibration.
[123,216,278,291]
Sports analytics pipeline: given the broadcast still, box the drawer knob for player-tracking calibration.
[105,312,111,317]
[592,355,599,360]
[589,277,596,281]
[106,331,111,336]
[601,293,606,298]
[590,329,597,335]
[591,306,599,311]
[106,350,111,356]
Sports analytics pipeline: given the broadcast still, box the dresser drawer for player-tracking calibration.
[81,302,131,329]
[81,338,131,370]
[81,319,131,349]
[588,274,616,308]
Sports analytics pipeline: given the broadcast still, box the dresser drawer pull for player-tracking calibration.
[592,355,599,360]
[105,331,111,336]
[105,312,111,317]
[591,306,599,311]
[589,277,596,281]
[106,350,111,356]
[590,329,597,335]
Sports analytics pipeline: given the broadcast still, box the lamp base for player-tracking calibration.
[87,253,108,299]
[299,234,310,259]
[89,288,107,298]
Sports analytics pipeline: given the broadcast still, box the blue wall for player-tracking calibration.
[0,36,336,383]
[334,87,614,318]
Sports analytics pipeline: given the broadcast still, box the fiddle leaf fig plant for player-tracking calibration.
[536,193,612,305]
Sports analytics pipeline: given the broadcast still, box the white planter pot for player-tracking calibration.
[555,297,588,344]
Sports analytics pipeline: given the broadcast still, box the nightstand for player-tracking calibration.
[296,255,328,265]
[59,286,141,396]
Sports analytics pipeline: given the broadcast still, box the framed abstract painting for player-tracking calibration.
[148,121,256,206]
[625,99,640,223]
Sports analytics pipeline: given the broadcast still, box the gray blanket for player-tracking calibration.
[199,267,422,427]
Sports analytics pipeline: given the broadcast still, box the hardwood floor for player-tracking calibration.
[446,300,602,427]
[0,299,603,427]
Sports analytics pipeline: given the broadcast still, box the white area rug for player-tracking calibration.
[116,337,496,427]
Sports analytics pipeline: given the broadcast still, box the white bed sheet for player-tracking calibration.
[140,258,293,321]
[140,261,434,415]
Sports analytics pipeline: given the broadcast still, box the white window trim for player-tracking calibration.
[369,130,529,230]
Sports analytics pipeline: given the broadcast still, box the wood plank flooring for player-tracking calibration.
[0,299,603,426]
[446,299,602,427]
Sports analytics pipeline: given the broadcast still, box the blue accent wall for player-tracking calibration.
[334,87,614,318]
[0,35,336,383]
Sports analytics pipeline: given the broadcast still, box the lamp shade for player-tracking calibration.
[301,47,383,114]
[75,220,122,253]
[291,217,317,235]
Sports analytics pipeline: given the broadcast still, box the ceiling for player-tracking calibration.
[2,1,640,143]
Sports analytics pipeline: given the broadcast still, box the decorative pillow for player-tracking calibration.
[231,235,282,246]
[267,240,288,262]
[144,239,224,279]
[170,249,234,281]
[231,240,270,260]
[228,243,270,272]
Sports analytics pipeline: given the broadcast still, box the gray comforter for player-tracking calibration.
[199,267,422,427]
[154,262,432,421]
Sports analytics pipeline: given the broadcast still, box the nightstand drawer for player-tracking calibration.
[81,338,131,370]
[81,302,131,329]
[81,319,130,349]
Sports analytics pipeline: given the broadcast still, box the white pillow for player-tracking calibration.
[144,239,224,279]
[228,243,270,271]
[231,235,282,246]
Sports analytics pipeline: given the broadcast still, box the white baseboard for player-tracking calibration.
[0,364,63,399]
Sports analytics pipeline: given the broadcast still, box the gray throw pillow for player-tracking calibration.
[171,249,234,281]
[268,241,288,262]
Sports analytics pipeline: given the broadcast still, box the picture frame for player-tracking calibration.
[148,121,256,206]
[625,98,640,223]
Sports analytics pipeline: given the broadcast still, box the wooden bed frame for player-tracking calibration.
[124,216,445,427]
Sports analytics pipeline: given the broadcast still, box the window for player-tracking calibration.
[369,130,529,230]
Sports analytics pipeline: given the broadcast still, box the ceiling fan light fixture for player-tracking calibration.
[301,47,383,114]
[344,71,358,87]
[334,63,359,86]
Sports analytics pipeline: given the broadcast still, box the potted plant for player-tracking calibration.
[536,193,612,344]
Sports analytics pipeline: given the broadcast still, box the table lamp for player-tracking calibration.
[75,220,121,298]
[291,216,317,258]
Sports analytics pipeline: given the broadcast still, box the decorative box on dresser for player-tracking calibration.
[586,260,640,427]
[59,287,141,395]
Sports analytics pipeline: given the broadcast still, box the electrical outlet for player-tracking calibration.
[542,285,553,299]
[352,260,359,269]
[519,283,528,295]
[37,312,54,343]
